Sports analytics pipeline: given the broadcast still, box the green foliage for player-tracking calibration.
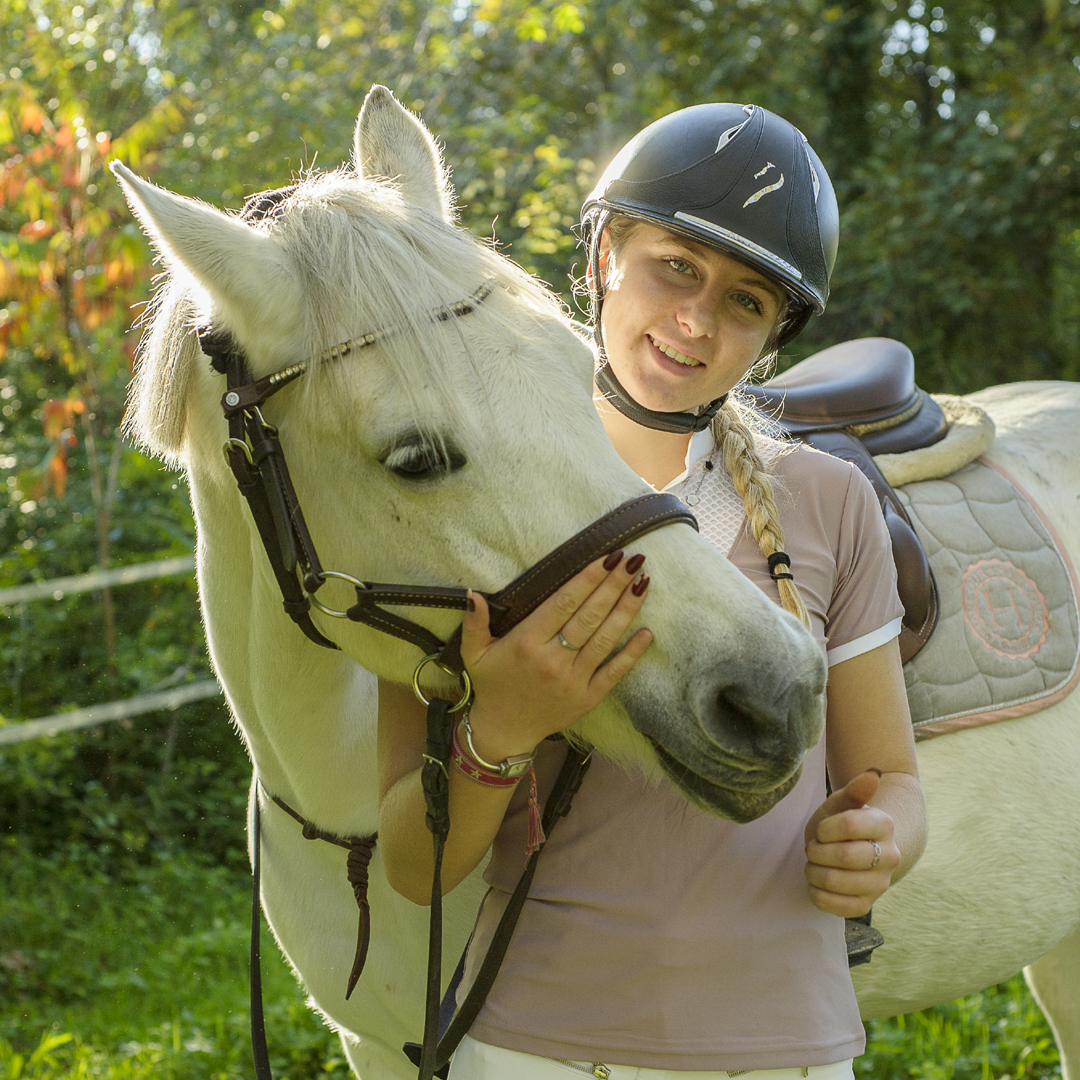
[5,0,1079,391]
[0,840,1064,1080]
[858,977,1061,1080]
[0,850,342,1079]
[0,464,208,731]
[806,0,1080,390]
[0,699,250,867]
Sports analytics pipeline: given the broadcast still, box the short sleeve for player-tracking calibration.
[825,466,905,666]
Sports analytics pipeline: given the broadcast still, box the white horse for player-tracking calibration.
[113,86,824,1078]
[113,90,1080,1079]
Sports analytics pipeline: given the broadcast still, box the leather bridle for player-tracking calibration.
[197,200,699,1080]
[199,282,696,676]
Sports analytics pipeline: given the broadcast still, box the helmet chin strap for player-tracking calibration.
[595,361,727,435]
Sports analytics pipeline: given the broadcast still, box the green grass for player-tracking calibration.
[0,842,1064,1080]
[0,846,343,1079]
[858,979,1061,1080]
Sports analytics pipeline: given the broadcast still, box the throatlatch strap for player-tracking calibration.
[263,789,377,1000]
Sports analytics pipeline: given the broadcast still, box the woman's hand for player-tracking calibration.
[460,550,652,765]
[803,769,900,918]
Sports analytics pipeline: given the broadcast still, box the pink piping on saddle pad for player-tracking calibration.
[912,456,1080,741]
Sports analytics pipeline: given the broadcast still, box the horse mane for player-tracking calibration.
[123,167,573,467]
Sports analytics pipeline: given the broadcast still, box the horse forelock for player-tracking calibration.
[124,165,579,465]
[279,170,570,422]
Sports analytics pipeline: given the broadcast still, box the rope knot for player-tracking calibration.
[347,836,375,900]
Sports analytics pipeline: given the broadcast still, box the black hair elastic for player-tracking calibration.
[767,552,794,581]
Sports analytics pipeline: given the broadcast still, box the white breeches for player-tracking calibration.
[448,1035,856,1080]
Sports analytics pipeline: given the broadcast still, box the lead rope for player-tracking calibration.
[419,696,456,1080]
[430,742,591,1076]
[403,739,593,1079]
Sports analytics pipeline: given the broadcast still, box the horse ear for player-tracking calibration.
[354,85,454,222]
[110,161,300,339]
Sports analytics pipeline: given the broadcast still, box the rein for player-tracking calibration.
[202,274,699,1080]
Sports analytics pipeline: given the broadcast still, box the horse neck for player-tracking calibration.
[187,458,380,837]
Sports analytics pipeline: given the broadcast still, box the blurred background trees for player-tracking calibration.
[0,1,1076,1071]
[0,0,1077,889]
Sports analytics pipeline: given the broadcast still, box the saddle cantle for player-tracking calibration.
[746,338,943,662]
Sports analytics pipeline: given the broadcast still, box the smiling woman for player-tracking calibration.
[394,101,928,1080]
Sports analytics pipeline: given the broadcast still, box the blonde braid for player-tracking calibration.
[712,401,812,631]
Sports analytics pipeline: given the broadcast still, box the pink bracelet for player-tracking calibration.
[451,723,520,788]
[450,716,547,856]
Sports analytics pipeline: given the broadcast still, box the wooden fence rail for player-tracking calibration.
[0,555,219,746]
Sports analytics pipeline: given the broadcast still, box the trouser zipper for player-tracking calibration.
[550,1059,611,1078]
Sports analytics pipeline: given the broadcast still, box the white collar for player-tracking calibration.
[662,427,716,491]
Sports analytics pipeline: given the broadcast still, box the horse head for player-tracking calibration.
[112,86,826,823]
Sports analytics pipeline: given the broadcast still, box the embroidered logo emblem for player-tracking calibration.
[962,559,1048,660]
[743,163,785,208]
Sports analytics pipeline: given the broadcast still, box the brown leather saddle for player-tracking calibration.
[746,338,945,662]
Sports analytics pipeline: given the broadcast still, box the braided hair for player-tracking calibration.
[711,401,811,630]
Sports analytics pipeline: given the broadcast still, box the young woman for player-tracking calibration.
[378,103,928,1079]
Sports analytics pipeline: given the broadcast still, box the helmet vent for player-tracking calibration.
[804,147,821,200]
[715,120,749,152]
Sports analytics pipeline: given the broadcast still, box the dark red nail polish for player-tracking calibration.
[625,553,646,575]
[603,550,624,571]
[631,575,649,597]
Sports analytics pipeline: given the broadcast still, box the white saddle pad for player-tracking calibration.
[898,458,1080,739]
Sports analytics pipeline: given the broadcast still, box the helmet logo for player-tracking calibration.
[743,163,785,208]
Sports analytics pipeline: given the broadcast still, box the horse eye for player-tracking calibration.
[382,433,466,481]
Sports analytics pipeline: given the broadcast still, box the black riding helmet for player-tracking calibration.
[582,103,839,433]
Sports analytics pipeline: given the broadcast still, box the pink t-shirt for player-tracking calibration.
[461,440,904,1070]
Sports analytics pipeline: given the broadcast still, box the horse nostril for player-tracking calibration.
[709,685,785,759]
[708,672,822,765]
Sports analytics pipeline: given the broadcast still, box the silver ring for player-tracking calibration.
[411,654,472,712]
[557,632,580,651]
[306,570,368,618]
[869,840,881,870]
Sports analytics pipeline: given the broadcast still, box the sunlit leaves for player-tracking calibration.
[39,397,84,497]
[108,90,191,169]
[0,87,151,388]
[2,0,1078,393]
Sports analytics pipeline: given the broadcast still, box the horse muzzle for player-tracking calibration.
[621,648,826,821]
